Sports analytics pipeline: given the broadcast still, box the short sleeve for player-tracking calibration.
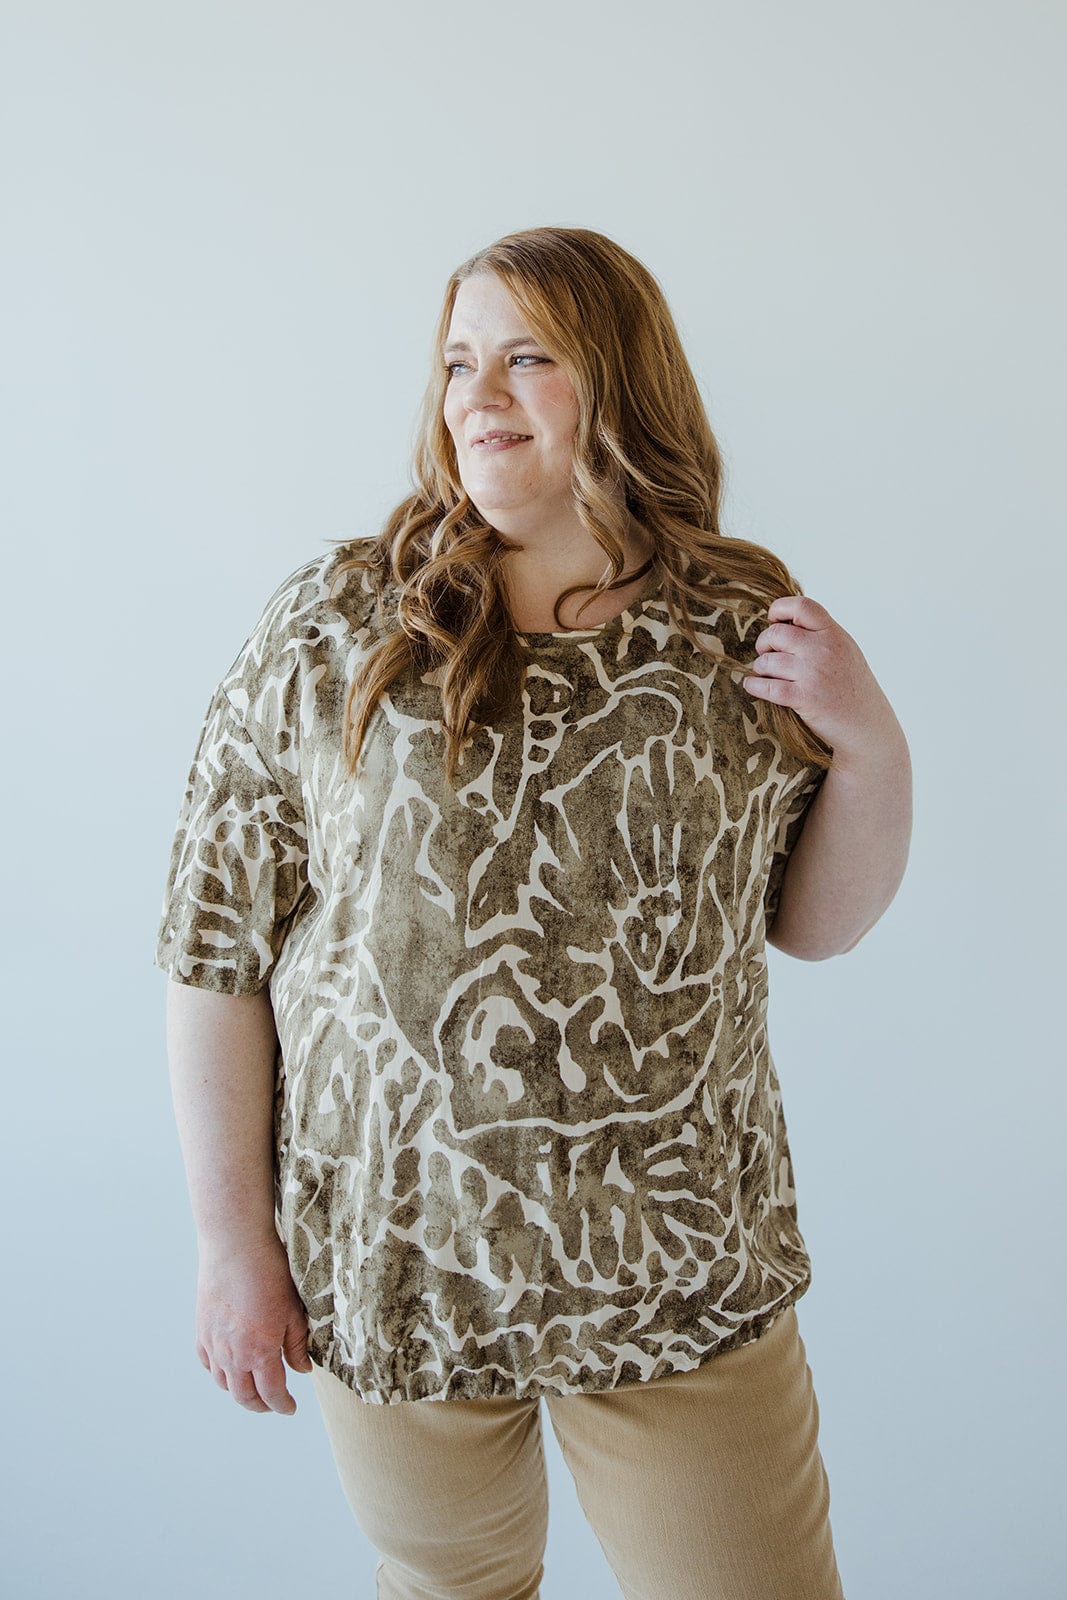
[763,763,827,927]
[154,683,310,994]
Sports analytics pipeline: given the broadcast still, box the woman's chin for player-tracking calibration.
[461,491,540,531]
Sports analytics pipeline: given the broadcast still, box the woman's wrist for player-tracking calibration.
[197,1220,284,1265]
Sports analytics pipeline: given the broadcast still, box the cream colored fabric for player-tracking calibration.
[311,1305,844,1600]
[156,541,826,1406]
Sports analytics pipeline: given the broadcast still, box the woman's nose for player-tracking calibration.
[463,364,511,409]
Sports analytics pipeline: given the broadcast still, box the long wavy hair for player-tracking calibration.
[330,226,834,785]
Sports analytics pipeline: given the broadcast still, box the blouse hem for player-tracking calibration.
[308,1272,813,1407]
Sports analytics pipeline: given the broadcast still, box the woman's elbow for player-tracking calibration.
[766,921,864,961]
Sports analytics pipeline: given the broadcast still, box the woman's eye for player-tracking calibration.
[444,355,548,377]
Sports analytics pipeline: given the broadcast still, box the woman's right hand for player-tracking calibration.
[194,1233,314,1415]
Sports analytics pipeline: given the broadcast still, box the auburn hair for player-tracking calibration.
[330,225,834,785]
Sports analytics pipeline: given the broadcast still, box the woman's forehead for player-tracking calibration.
[447,273,533,341]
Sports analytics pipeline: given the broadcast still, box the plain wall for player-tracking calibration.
[2,2,1063,1595]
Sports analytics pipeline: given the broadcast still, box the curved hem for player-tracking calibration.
[309,1272,812,1407]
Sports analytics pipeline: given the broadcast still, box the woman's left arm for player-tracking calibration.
[743,594,913,961]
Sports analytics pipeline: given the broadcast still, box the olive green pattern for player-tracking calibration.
[156,542,826,1405]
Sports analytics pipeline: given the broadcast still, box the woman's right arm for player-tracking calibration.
[165,979,313,1414]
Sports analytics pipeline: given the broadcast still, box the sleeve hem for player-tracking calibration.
[153,947,273,997]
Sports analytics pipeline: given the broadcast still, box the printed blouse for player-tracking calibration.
[155,540,827,1405]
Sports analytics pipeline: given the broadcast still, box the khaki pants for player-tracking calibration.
[311,1306,845,1600]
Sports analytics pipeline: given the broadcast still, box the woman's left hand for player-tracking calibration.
[742,594,899,765]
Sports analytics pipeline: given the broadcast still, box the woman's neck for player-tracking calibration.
[500,524,656,632]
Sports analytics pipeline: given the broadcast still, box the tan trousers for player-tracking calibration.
[311,1305,845,1600]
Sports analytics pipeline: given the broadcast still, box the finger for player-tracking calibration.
[747,647,798,678]
[742,673,796,705]
[196,1341,210,1372]
[766,594,826,628]
[252,1353,298,1416]
[227,1369,272,1414]
[208,1360,230,1392]
[283,1315,314,1375]
[755,620,806,653]
[235,1393,271,1414]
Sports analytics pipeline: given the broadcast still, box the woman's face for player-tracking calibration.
[442,272,581,530]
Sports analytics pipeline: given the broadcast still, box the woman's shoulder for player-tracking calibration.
[252,537,383,633]
[680,576,769,654]
[215,537,385,709]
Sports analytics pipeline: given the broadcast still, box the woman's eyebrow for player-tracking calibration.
[442,336,541,357]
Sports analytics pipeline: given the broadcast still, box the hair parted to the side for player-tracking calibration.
[330,225,834,785]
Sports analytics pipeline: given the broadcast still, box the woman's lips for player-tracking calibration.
[472,435,531,452]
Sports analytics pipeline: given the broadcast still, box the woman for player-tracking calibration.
[157,226,911,1600]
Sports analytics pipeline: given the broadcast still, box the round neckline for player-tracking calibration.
[515,563,664,647]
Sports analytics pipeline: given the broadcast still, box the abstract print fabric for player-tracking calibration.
[156,541,826,1406]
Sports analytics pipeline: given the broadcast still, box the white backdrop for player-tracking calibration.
[2,2,1063,1596]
